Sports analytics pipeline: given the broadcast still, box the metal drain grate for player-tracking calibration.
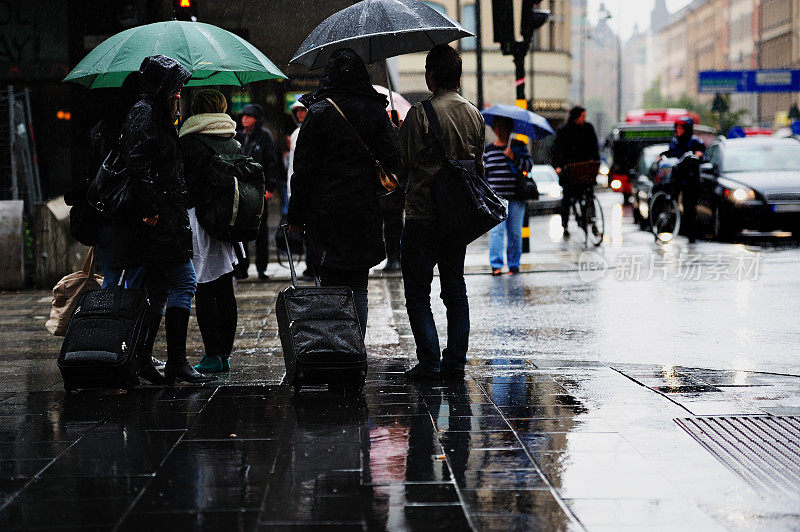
[676,416,800,498]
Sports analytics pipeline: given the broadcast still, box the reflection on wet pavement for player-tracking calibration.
[1,191,800,529]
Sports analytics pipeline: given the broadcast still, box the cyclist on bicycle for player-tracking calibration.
[660,116,706,242]
[551,105,600,239]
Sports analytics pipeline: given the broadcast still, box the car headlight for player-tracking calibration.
[600,164,609,176]
[731,188,755,201]
[548,188,562,199]
[718,178,756,202]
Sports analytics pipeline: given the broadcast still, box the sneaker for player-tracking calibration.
[257,271,270,281]
[563,229,570,240]
[404,364,440,381]
[491,268,502,276]
[506,268,519,275]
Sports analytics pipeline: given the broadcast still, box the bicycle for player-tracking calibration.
[564,161,604,247]
[648,152,698,243]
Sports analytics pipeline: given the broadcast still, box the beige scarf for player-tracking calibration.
[178,113,237,138]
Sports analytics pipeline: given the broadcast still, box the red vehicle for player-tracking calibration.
[605,109,715,202]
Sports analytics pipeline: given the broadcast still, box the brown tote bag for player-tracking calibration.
[45,247,104,336]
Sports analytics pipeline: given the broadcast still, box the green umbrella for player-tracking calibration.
[64,20,287,88]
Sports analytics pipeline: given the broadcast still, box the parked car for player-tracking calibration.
[527,165,562,214]
[634,137,800,239]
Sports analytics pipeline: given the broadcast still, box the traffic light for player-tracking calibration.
[173,0,198,21]
[521,0,550,45]
[492,0,514,44]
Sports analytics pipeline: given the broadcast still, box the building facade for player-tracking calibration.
[395,0,573,124]
[757,0,800,125]
[656,0,799,127]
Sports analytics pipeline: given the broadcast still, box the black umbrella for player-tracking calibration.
[290,0,473,113]
[291,0,473,70]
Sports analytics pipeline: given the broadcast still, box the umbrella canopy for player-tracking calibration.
[373,85,412,120]
[290,0,473,70]
[481,104,555,140]
[64,20,287,89]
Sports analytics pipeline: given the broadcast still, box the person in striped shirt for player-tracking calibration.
[483,117,533,275]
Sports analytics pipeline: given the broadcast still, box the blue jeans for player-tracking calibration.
[401,220,469,371]
[489,200,526,270]
[277,181,289,219]
[145,260,197,315]
[97,225,144,289]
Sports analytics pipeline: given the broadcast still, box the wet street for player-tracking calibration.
[1,191,799,530]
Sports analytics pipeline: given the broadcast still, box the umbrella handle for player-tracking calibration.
[383,59,399,127]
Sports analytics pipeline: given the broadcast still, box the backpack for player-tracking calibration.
[194,138,266,243]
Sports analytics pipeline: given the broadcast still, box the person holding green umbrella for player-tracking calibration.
[115,55,216,385]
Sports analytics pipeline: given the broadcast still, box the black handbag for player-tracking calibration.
[516,168,540,200]
[69,199,101,246]
[87,139,130,217]
[420,101,508,247]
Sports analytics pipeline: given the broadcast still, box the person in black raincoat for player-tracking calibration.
[288,48,402,335]
[551,105,600,238]
[117,54,215,384]
[234,103,279,280]
[661,116,706,242]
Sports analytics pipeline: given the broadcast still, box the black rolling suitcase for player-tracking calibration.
[275,226,367,394]
[57,272,150,392]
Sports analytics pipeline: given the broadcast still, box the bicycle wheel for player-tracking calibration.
[650,192,681,242]
[587,195,605,247]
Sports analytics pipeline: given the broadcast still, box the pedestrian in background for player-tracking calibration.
[399,44,484,381]
[551,105,600,239]
[179,89,241,374]
[235,103,279,281]
[288,48,401,335]
[119,55,216,384]
[484,116,533,275]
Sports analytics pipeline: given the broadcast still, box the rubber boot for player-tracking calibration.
[194,356,226,373]
[138,312,168,385]
[163,307,217,384]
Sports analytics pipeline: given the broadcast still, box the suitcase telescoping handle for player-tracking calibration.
[279,224,321,288]
[279,225,300,288]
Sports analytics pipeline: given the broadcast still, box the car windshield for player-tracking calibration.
[725,144,800,172]
[530,167,558,183]
[641,145,668,171]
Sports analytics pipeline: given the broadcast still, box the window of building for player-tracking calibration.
[460,4,477,51]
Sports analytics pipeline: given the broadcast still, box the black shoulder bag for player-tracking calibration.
[420,100,508,247]
[87,136,131,217]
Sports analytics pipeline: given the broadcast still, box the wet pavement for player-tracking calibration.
[1,191,800,530]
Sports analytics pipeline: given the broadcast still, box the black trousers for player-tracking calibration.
[381,206,404,265]
[238,204,270,276]
[194,272,237,359]
[682,185,699,239]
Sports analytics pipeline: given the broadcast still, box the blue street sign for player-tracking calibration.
[699,70,800,94]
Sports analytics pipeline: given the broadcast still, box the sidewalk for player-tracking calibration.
[0,276,799,530]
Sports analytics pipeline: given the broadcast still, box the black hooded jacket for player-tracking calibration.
[551,121,600,170]
[288,49,402,270]
[664,119,706,158]
[113,55,192,267]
